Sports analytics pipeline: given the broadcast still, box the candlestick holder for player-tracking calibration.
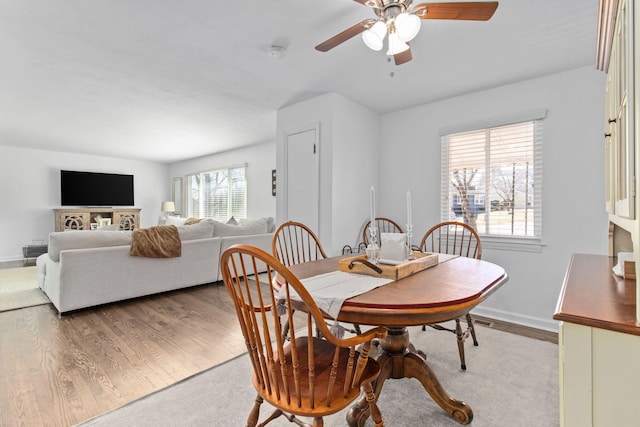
[406,224,415,260]
[366,226,379,264]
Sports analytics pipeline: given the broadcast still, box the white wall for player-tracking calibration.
[2,66,608,331]
[378,66,608,331]
[277,93,380,255]
[168,141,276,220]
[331,95,380,254]
[0,145,168,262]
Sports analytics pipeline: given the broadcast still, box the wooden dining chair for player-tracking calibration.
[220,244,387,427]
[273,221,361,335]
[362,217,404,246]
[273,221,328,268]
[418,221,482,370]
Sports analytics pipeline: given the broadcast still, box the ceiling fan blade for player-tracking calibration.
[394,48,413,66]
[315,19,376,52]
[413,2,498,21]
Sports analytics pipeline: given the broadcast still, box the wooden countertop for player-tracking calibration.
[553,253,640,335]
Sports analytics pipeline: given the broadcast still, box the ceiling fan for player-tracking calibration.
[315,1,498,65]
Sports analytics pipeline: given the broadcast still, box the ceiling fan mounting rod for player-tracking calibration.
[377,0,410,19]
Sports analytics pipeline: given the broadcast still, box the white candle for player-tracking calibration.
[406,190,412,226]
[370,186,375,227]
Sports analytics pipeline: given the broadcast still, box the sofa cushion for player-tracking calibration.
[177,220,215,240]
[48,230,133,262]
[239,217,275,233]
[212,217,268,237]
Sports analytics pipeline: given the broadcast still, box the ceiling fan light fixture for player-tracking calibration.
[395,13,421,42]
[362,20,387,51]
[386,32,410,55]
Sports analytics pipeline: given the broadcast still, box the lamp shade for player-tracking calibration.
[395,13,421,42]
[387,32,410,55]
[362,20,387,51]
[161,201,175,212]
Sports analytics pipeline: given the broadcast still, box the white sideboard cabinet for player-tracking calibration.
[554,254,640,427]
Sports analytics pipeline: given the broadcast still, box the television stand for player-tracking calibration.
[54,208,141,231]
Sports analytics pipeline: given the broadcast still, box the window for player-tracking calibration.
[186,165,247,221]
[441,115,543,243]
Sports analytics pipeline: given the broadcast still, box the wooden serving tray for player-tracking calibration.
[338,252,439,280]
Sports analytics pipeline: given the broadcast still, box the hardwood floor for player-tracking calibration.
[0,282,247,427]
[0,269,558,427]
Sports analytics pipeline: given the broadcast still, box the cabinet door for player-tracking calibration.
[592,328,640,426]
[605,74,615,214]
[113,211,139,230]
[558,322,593,427]
[59,213,91,230]
[606,0,635,219]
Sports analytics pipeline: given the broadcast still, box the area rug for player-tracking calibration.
[78,324,559,426]
[0,266,50,312]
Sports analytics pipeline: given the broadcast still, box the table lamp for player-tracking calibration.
[161,201,175,219]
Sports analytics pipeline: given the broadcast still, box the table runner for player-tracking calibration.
[277,254,456,322]
[279,271,393,319]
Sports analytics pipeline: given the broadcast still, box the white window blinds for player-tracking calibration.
[186,165,247,220]
[441,118,543,239]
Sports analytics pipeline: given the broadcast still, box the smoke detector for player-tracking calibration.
[270,45,286,59]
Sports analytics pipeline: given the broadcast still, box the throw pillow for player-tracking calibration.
[212,217,268,237]
[266,217,276,233]
[238,217,275,232]
[165,216,187,226]
[177,220,215,240]
[184,217,202,225]
[227,216,238,225]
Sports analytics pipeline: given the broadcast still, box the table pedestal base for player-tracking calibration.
[347,327,473,426]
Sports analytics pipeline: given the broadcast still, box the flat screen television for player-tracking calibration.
[60,170,134,206]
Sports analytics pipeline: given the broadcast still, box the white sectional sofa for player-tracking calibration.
[37,217,275,314]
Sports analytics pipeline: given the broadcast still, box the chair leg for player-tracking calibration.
[247,394,263,427]
[363,382,384,427]
[455,319,467,371]
[466,313,479,346]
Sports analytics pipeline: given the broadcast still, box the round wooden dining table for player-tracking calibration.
[289,255,508,426]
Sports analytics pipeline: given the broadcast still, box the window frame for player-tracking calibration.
[185,164,247,221]
[440,110,546,252]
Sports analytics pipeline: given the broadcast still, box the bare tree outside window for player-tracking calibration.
[443,120,542,239]
[187,166,246,220]
[452,168,479,229]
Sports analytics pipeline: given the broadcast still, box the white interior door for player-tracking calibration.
[285,127,319,233]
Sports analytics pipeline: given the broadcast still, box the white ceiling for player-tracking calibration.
[0,0,598,163]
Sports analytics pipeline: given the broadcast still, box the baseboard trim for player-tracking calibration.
[0,259,34,268]
[0,256,23,263]
[472,306,559,333]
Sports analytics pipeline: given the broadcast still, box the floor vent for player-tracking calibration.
[474,319,494,327]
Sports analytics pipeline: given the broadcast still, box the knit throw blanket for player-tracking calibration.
[130,225,181,258]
